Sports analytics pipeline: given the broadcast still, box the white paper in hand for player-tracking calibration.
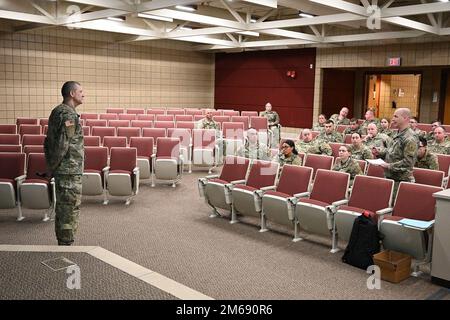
[366,158,387,166]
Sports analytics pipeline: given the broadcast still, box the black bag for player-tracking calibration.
[342,212,381,270]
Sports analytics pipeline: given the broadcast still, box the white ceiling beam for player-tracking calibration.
[360,0,370,8]
[261,29,321,42]
[242,0,277,9]
[226,33,239,44]
[382,0,394,10]
[248,13,365,30]
[309,25,321,37]
[117,35,159,43]
[165,26,237,38]
[29,1,56,22]
[241,38,313,48]
[324,30,424,43]
[60,0,133,11]
[220,0,245,23]
[174,35,238,47]
[420,0,438,27]
[438,28,450,35]
[57,9,126,25]
[382,2,450,18]
[383,17,439,34]
[309,0,367,16]
[146,9,246,30]
[71,19,163,37]
[0,9,55,25]
[136,0,201,13]
[257,9,276,22]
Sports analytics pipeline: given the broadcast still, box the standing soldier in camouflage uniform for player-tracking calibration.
[374,108,417,198]
[332,145,363,186]
[44,81,84,246]
[379,118,394,138]
[349,132,373,160]
[330,107,350,125]
[312,114,327,132]
[236,128,270,160]
[197,109,219,130]
[360,109,381,135]
[317,120,344,143]
[260,102,280,147]
[295,129,332,156]
[277,139,302,169]
[415,137,439,170]
[428,126,450,155]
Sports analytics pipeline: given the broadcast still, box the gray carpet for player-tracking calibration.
[0,168,444,299]
[0,252,176,300]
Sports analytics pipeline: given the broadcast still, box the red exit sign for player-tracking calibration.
[388,57,401,66]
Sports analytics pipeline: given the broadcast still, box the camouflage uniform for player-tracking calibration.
[379,128,394,138]
[364,133,392,153]
[317,131,344,143]
[236,141,270,160]
[425,131,434,142]
[260,110,280,147]
[295,139,332,156]
[360,119,381,135]
[277,153,302,167]
[44,103,84,245]
[343,127,362,136]
[428,138,450,155]
[349,144,373,160]
[411,128,426,140]
[415,150,439,171]
[197,118,219,130]
[330,114,350,125]
[332,157,362,185]
[380,127,417,198]
[312,123,325,132]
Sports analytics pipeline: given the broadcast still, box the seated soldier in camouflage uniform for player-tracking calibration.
[312,113,327,132]
[197,109,219,130]
[343,118,362,136]
[349,132,373,160]
[295,129,332,156]
[332,145,363,186]
[44,81,84,246]
[415,136,439,170]
[236,128,270,160]
[360,109,381,135]
[330,107,350,126]
[425,120,441,141]
[409,116,425,140]
[428,126,450,155]
[260,102,280,148]
[363,123,392,156]
[380,117,394,138]
[317,120,344,143]
[277,139,302,169]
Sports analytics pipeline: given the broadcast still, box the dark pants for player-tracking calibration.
[54,174,82,245]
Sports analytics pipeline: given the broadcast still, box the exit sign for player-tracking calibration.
[388,57,401,66]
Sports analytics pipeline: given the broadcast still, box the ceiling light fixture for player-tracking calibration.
[175,5,197,12]
[298,12,314,18]
[107,16,125,22]
[137,13,173,22]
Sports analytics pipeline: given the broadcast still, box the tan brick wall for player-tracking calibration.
[0,29,215,124]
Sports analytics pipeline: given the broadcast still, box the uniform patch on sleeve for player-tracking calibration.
[65,120,75,127]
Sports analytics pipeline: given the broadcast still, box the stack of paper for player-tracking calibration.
[398,218,434,229]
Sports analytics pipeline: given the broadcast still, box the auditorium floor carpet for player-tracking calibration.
[0,169,447,300]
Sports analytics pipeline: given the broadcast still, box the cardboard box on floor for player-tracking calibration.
[373,250,412,283]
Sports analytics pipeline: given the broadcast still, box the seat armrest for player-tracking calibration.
[293,192,310,198]
[376,207,393,216]
[260,185,277,192]
[15,175,27,184]
[205,174,220,179]
[331,199,349,207]
[102,166,110,173]
[230,179,246,185]
[133,167,140,194]
[151,153,156,158]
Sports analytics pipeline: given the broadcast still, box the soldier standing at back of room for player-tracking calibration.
[373,108,417,198]
[44,81,85,246]
[260,102,280,147]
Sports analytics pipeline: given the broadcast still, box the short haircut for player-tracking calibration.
[325,119,334,125]
[350,118,357,123]
[61,81,80,98]
[418,136,427,147]
[411,116,419,122]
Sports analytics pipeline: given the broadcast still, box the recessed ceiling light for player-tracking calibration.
[298,12,314,18]
[107,16,125,22]
[175,5,196,12]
